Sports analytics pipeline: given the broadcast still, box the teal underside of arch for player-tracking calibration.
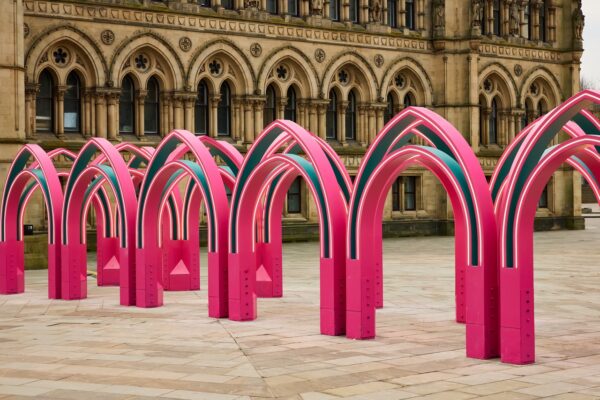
[504,111,600,267]
[230,127,284,253]
[349,119,480,263]
[181,165,234,241]
[209,147,239,177]
[79,177,113,239]
[63,144,128,246]
[14,170,53,243]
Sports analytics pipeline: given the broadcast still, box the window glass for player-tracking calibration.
[36,70,54,133]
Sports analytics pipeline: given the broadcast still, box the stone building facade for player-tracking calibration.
[0,0,587,245]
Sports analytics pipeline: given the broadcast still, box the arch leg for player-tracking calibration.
[97,236,120,286]
[0,240,25,295]
[61,243,87,300]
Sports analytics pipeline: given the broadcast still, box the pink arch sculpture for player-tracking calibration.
[228,120,348,336]
[135,130,230,317]
[495,89,600,364]
[62,138,138,304]
[346,107,499,360]
[0,145,64,298]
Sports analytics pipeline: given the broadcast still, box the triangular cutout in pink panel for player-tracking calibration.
[104,256,120,270]
[256,265,272,283]
[170,260,189,276]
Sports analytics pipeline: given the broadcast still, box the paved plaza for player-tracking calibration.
[1,220,600,399]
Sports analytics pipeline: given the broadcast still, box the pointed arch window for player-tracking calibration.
[326,90,337,140]
[349,0,358,22]
[119,75,135,134]
[489,98,499,145]
[384,93,395,124]
[144,77,160,135]
[330,0,340,21]
[266,0,277,14]
[264,85,277,126]
[345,90,357,141]
[492,0,501,36]
[537,100,546,118]
[405,0,415,30]
[36,69,54,133]
[195,80,209,135]
[64,72,81,133]
[284,87,297,122]
[287,177,302,214]
[288,0,299,16]
[218,82,231,137]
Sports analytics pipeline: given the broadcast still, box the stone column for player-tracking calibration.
[184,96,195,132]
[95,91,108,139]
[210,94,220,138]
[367,106,376,144]
[481,108,490,145]
[106,91,119,141]
[375,104,385,134]
[233,96,243,142]
[136,90,146,138]
[83,91,92,138]
[358,105,367,145]
[317,102,327,140]
[56,86,66,138]
[308,101,318,134]
[172,95,184,130]
[244,100,254,143]
[254,98,265,138]
[165,94,174,134]
[338,100,348,144]
[278,98,287,120]
[24,84,38,139]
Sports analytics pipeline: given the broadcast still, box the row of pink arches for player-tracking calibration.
[1,90,599,365]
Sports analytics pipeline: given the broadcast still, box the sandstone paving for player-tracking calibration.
[0,220,600,398]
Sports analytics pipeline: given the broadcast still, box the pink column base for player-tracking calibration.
[227,252,257,321]
[135,247,163,308]
[0,241,25,295]
[319,256,345,336]
[97,237,120,287]
[61,243,87,300]
[456,264,466,323]
[163,239,191,292]
[255,242,283,298]
[345,258,375,339]
[500,267,534,364]
[207,251,227,318]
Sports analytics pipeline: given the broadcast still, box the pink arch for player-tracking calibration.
[0,145,63,298]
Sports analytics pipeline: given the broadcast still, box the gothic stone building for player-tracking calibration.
[0,0,587,258]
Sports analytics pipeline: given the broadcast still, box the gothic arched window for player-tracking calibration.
[64,71,81,133]
[403,92,414,108]
[195,80,209,135]
[345,90,357,141]
[326,90,338,140]
[264,85,277,126]
[119,74,135,134]
[36,69,54,133]
[217,82,231,136]
[284,87,297,122]
[144,76,160,135]
[489,98,499,145]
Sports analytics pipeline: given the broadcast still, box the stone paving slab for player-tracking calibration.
[1,219,600,399]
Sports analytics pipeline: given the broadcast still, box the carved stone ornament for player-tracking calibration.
[24,23,30,38]
[101,30,115,45]
[314,48,326,63]
[179,37,192,52]
[250,43,262,57]
[374,54,384,68]
[310,0,323,15]
[514,64,523,77]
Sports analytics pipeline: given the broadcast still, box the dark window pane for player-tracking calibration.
[266,0,277,14]
[218,82,231,136]
[387,0,397,27]
[345,91,356,140]
[119,75,135,134]
[538,184,549,208]
[493,0,501,35]
[403,93,413,108]
[287,177,302,213]
[349,0,358,22]
[489,98,498,145]
[64,72,81,132]
[36,70,53,132]
[195,80,209,135]
[524,5,531,39]
[144,77,160,135]
[284,87,296,122]
[288,0,298,15]
[221,0,233,9]
[404,176,416,211]
[264,85,276,126]
[198,0,211,6]
[392,177,401,211]
[539,1,547,41]
[330,0,339,21]
[406,0,415,29]
[384,93,395,123]
[326,90,337,140]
